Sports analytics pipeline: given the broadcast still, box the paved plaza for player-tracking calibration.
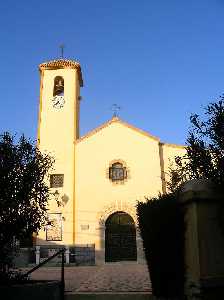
[30,263,152,294]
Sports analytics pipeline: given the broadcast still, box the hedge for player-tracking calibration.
[137,193,186,299]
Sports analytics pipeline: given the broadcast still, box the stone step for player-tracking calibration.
[65,292,154,300]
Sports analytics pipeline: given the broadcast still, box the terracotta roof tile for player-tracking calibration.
[39,59,83,86]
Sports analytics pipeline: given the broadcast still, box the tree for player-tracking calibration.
[167,96,224,192]
[0,132,54,272]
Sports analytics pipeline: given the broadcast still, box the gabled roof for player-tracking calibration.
[39,59,83,86]
[76,117,161,143]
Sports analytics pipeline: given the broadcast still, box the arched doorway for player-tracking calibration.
[105,211,137,262]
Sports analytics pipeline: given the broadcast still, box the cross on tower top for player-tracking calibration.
[111,104,121,117]
[59,44,65,59]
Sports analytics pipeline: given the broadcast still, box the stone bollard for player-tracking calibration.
[65,245,70,264]
[35,246,40,265]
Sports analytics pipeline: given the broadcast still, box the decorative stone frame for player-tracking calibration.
[97,200,137,228]
[95,201,145,264]
[106,159,130,185]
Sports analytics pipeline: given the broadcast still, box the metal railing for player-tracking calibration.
[21,248,65,300]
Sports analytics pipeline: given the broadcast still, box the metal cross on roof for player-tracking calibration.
[59,44,65,59]
[111,104,121,117]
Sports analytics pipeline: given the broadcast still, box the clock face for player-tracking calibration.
[52,95,65,109]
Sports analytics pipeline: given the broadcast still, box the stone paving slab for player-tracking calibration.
[29,263,152,293]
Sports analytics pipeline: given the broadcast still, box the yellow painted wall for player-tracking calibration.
[162,143,186,186]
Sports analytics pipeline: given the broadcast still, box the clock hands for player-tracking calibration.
[52,95,65,108]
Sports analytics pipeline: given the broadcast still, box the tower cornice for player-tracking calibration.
[39,59,83,86]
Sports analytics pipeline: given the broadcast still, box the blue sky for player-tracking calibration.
[1,0,224,144]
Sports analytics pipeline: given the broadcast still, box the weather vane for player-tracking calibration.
[111,104,121,117]
[59,44,65,59]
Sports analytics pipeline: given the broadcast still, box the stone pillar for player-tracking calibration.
[179,179,224,299]
[35,246,40,265]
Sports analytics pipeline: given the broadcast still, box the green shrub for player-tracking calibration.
[137,193,186,299]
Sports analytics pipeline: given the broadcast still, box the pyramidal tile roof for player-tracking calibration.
[39,59,83,86]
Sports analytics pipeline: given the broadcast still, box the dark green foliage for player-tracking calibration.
[168,98,224,192]
[137,193,185,298]
[0,269,29,285]
[0,132,54,273]
[167,97,224,240]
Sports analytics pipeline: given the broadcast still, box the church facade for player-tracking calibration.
[36,59,185,264]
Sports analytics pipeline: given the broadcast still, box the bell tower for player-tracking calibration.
[37,59,83,245]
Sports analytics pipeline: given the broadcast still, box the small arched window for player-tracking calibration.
[109,162,127,182]
[53,76,64,96]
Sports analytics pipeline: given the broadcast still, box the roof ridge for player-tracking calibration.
[76,117,161,143]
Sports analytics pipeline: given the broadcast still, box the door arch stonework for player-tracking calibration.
[97,201,137,228]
